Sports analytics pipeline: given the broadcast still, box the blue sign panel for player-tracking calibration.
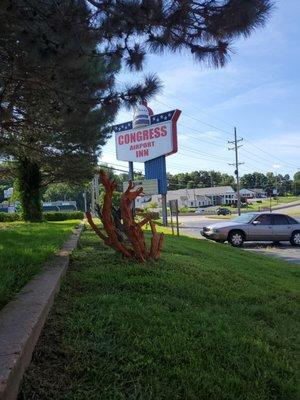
[144,156,167,195]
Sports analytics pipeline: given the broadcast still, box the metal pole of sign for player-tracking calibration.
[162,194,168,226]
[169,201,174,235]
[175,200,179,236]
[128,161,134,181]
[128,161,135,213]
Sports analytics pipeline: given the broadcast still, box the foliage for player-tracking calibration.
[0,0,273,220]
[0,212,20,222]
[88,0,273,71]
[0,220,80,309]
[148,201,158,209]
[178,206,196,213]
[43,183,90,211]
[44,211,84,221]
[1,1,156,220]
[167,170,235,190]
[294,171,300,195]
[21,228,299,400]
[166,170,295,195]
[240,172,293,195]
[99,189,122,210]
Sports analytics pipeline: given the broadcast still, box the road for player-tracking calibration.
[177,214,300,265]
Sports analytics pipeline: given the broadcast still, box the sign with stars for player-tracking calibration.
[113,109,181,163]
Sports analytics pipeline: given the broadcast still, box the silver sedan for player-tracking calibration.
[201,212,300,247]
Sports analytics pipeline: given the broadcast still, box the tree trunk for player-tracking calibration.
[17,157,43,222]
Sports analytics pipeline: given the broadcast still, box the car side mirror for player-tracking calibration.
[252,220,260,225]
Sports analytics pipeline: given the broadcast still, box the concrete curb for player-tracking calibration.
[0,222,84,400]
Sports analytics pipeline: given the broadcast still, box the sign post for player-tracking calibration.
[112,102,181,226]
[169,200,179,236]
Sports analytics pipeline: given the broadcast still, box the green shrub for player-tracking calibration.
[179,206,194,213]
[43,211,84,221]
[146,211,160,220]
[0,212,21,222]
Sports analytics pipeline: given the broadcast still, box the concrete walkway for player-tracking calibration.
[0,223,83,400]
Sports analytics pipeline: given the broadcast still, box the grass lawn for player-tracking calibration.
[245,196,299,212]
[20,227,299,400]
[0,220,80,310]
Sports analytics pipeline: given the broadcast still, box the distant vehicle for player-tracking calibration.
[195,208,206,215]
[201,212,300,247]
[216,207,231,215]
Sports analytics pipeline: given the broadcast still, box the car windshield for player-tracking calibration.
[233,213,257,224]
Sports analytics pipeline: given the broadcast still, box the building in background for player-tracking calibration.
[240,188,256,199]
[150,186,236,209]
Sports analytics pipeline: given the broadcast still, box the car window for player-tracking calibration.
[286,216,298,224]
[255,214,272,225]
[272,215,289,225]
[233,213,257,223]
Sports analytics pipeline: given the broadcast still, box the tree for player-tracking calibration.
[1,0,273,220]
[0,1,160,221]
[88,1,273,70]
[294,172,300,195]
[43,183,90,211]
[240,172,268,189]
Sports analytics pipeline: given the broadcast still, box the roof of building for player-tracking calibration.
[240,188,256,193]
[166,186,235,197]
[249,188,266,193]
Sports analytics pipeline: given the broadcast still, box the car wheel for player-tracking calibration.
[228,230,244,247]
[290,231,300,246]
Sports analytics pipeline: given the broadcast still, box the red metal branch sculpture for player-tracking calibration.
[86,170,164,262]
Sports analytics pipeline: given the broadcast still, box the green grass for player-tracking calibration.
[21,228,300,400]
[0,220,80,309]
[246,196,299,212]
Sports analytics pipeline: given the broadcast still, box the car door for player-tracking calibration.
[272,214,293,241]
[248,214,273,241]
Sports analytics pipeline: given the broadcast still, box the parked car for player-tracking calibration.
[201,212,300,247]
[216,207,231,215]
[195,208,206,215]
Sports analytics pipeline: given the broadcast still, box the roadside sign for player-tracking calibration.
[169,200,179,236]
[122,179,159,195]
[114,109,181,163]
[169,199,179,214]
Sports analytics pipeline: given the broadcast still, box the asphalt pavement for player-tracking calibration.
[177,214,300,265]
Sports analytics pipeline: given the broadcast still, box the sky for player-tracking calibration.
[100,0,300,179]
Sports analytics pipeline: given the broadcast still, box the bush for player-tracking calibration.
[179,207,194,213]
[0,212,21,222]
[146,211,160,220]
[43,211,84,221]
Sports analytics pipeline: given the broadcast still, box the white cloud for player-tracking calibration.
[211,81,293,112]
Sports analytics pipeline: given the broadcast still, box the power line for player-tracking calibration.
[153,98,232,136]
[159,92,235,129]
[180,145,231,162]
[243,138,300,169]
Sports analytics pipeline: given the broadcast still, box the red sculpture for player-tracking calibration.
[86,170,164,262]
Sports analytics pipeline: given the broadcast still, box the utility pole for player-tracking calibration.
[228,127,244,215]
